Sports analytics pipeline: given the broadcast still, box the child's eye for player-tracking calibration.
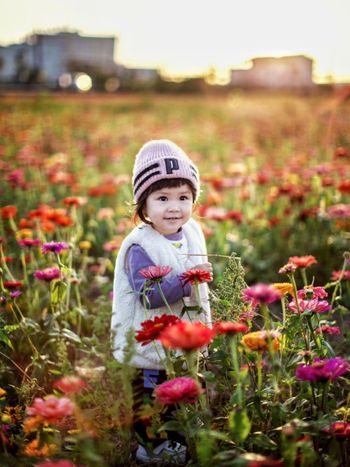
[180,196,189,200]
[157,196,168,201]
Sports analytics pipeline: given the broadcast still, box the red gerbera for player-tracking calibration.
[135,314,179,346]
[3,280,23,289]
[288,255,317,269]
[159,321,214,351]
[139,265,173,281]
[213,321,249,336]
[180,268,212,285]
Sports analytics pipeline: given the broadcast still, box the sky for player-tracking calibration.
[1,0,349,83]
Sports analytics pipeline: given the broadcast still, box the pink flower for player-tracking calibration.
[331,270,350,281]
[36,461,77,467]
[155,377,203,404]
[296,357,349,382]
[288,298,331,314]
[315,324,341,335]
[242,283,281,307]
[18,238,42,248]
[297,286,328,299]
[34,267,60,282]
[26,395,74,423]
[42,242,70,254]
[139,265,173,281]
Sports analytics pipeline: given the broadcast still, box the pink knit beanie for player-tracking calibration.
[132,139,200,202]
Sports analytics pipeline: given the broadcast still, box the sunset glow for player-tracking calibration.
[1,0,349,82]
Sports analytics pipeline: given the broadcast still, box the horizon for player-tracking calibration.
[1,0,350,84]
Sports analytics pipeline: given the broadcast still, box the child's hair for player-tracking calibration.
[133,178,196,224]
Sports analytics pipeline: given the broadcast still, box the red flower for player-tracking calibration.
[323,421,350,439]
[139,265,173,281]
[135,314,179,346]
[53,376,88,394]
[26,396,74,423]
[288,255,317,269]
[159,321,214,351]
[213,321,248,335]
[334,146,349,159]
[3,280,23,289]
[180,268,212,285]
[155,376,203,405]
[331,270,350,281]
[338,180,350,194]
[315,324,341,335]
[0,205,17,219]
[63,196,87,206]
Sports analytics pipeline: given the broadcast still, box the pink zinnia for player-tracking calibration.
[36,461,77,467]
[155,377,203,405]
[34,267,60,281]
[242,283,281,307]
[297,286,327,300]
[323,421,350,439]
[139,265,173,281]
[331,270,350,281]
[315,324,341,335]
[288,298,331,314]
[296,357,349,382]
[26,395,74,423]
[42,242,70,254]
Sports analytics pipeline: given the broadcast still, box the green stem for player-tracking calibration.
[300,268,308,287]
[156,281,173,314]
[290,273,310,351]
[257,353,263,393]
[229,336,243,406]
[330,253,349,308]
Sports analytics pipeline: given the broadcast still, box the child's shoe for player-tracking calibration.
[135,439,187,464]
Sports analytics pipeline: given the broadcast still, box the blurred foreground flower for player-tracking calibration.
[155,376,203,405]
[36,461,77,467]
[159,321,214,351]
[26,395,74,423]
[242,330,281,352]
[53,376,88,394]
[180,268,212,285]
[34,267,60,282]
[296,357,349,382]
[139,265,172,281]
[24,439,57,457]
[135,314,179,346]
[242,283,281,307]
[0,205,17,219]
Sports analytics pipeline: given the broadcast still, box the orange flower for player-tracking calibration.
[288,255,317,269]
[159,321,215,351]
[0,205,17,219]
[242,330,281,352]
[53,376,88,394]
[272,283,293,296]
[24,438,57,457]
[23,415,46,433]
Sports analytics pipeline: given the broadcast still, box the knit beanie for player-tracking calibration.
[132,139,200,202]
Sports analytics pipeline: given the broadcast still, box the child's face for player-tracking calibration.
[144,184,193,235]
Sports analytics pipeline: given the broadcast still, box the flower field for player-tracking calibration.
[0,92,350,466]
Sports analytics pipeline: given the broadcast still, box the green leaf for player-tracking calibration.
[61,328,81,344]
[0,329,13,349]
[157,420,184,432]
[228,409,251,443]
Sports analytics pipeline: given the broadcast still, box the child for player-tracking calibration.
[111,139,212,463]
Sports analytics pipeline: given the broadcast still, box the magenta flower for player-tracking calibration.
[34,267,60,282]
[18,238,42,248]
[42,242,70,254]
[297,286,328,300]
[296,357,349,382]
[242,283,281,307]
[139,265,173,281]
[155,377,203,405]
[288,298,331,314]
[315,324,341,335]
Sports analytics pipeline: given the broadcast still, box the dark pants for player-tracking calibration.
[133,369,185,447]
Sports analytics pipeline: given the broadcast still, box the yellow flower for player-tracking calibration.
[272,282,293,296]
[79,240,92,250]
[242,330,280,352]
[15,228,33,240]
[0,388,6,397]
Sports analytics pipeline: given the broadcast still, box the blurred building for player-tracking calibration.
[230,55,315,90]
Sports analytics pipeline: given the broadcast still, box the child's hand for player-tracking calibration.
[194,262,213,282]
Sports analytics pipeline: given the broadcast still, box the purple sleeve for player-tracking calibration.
[126,244,192,309]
